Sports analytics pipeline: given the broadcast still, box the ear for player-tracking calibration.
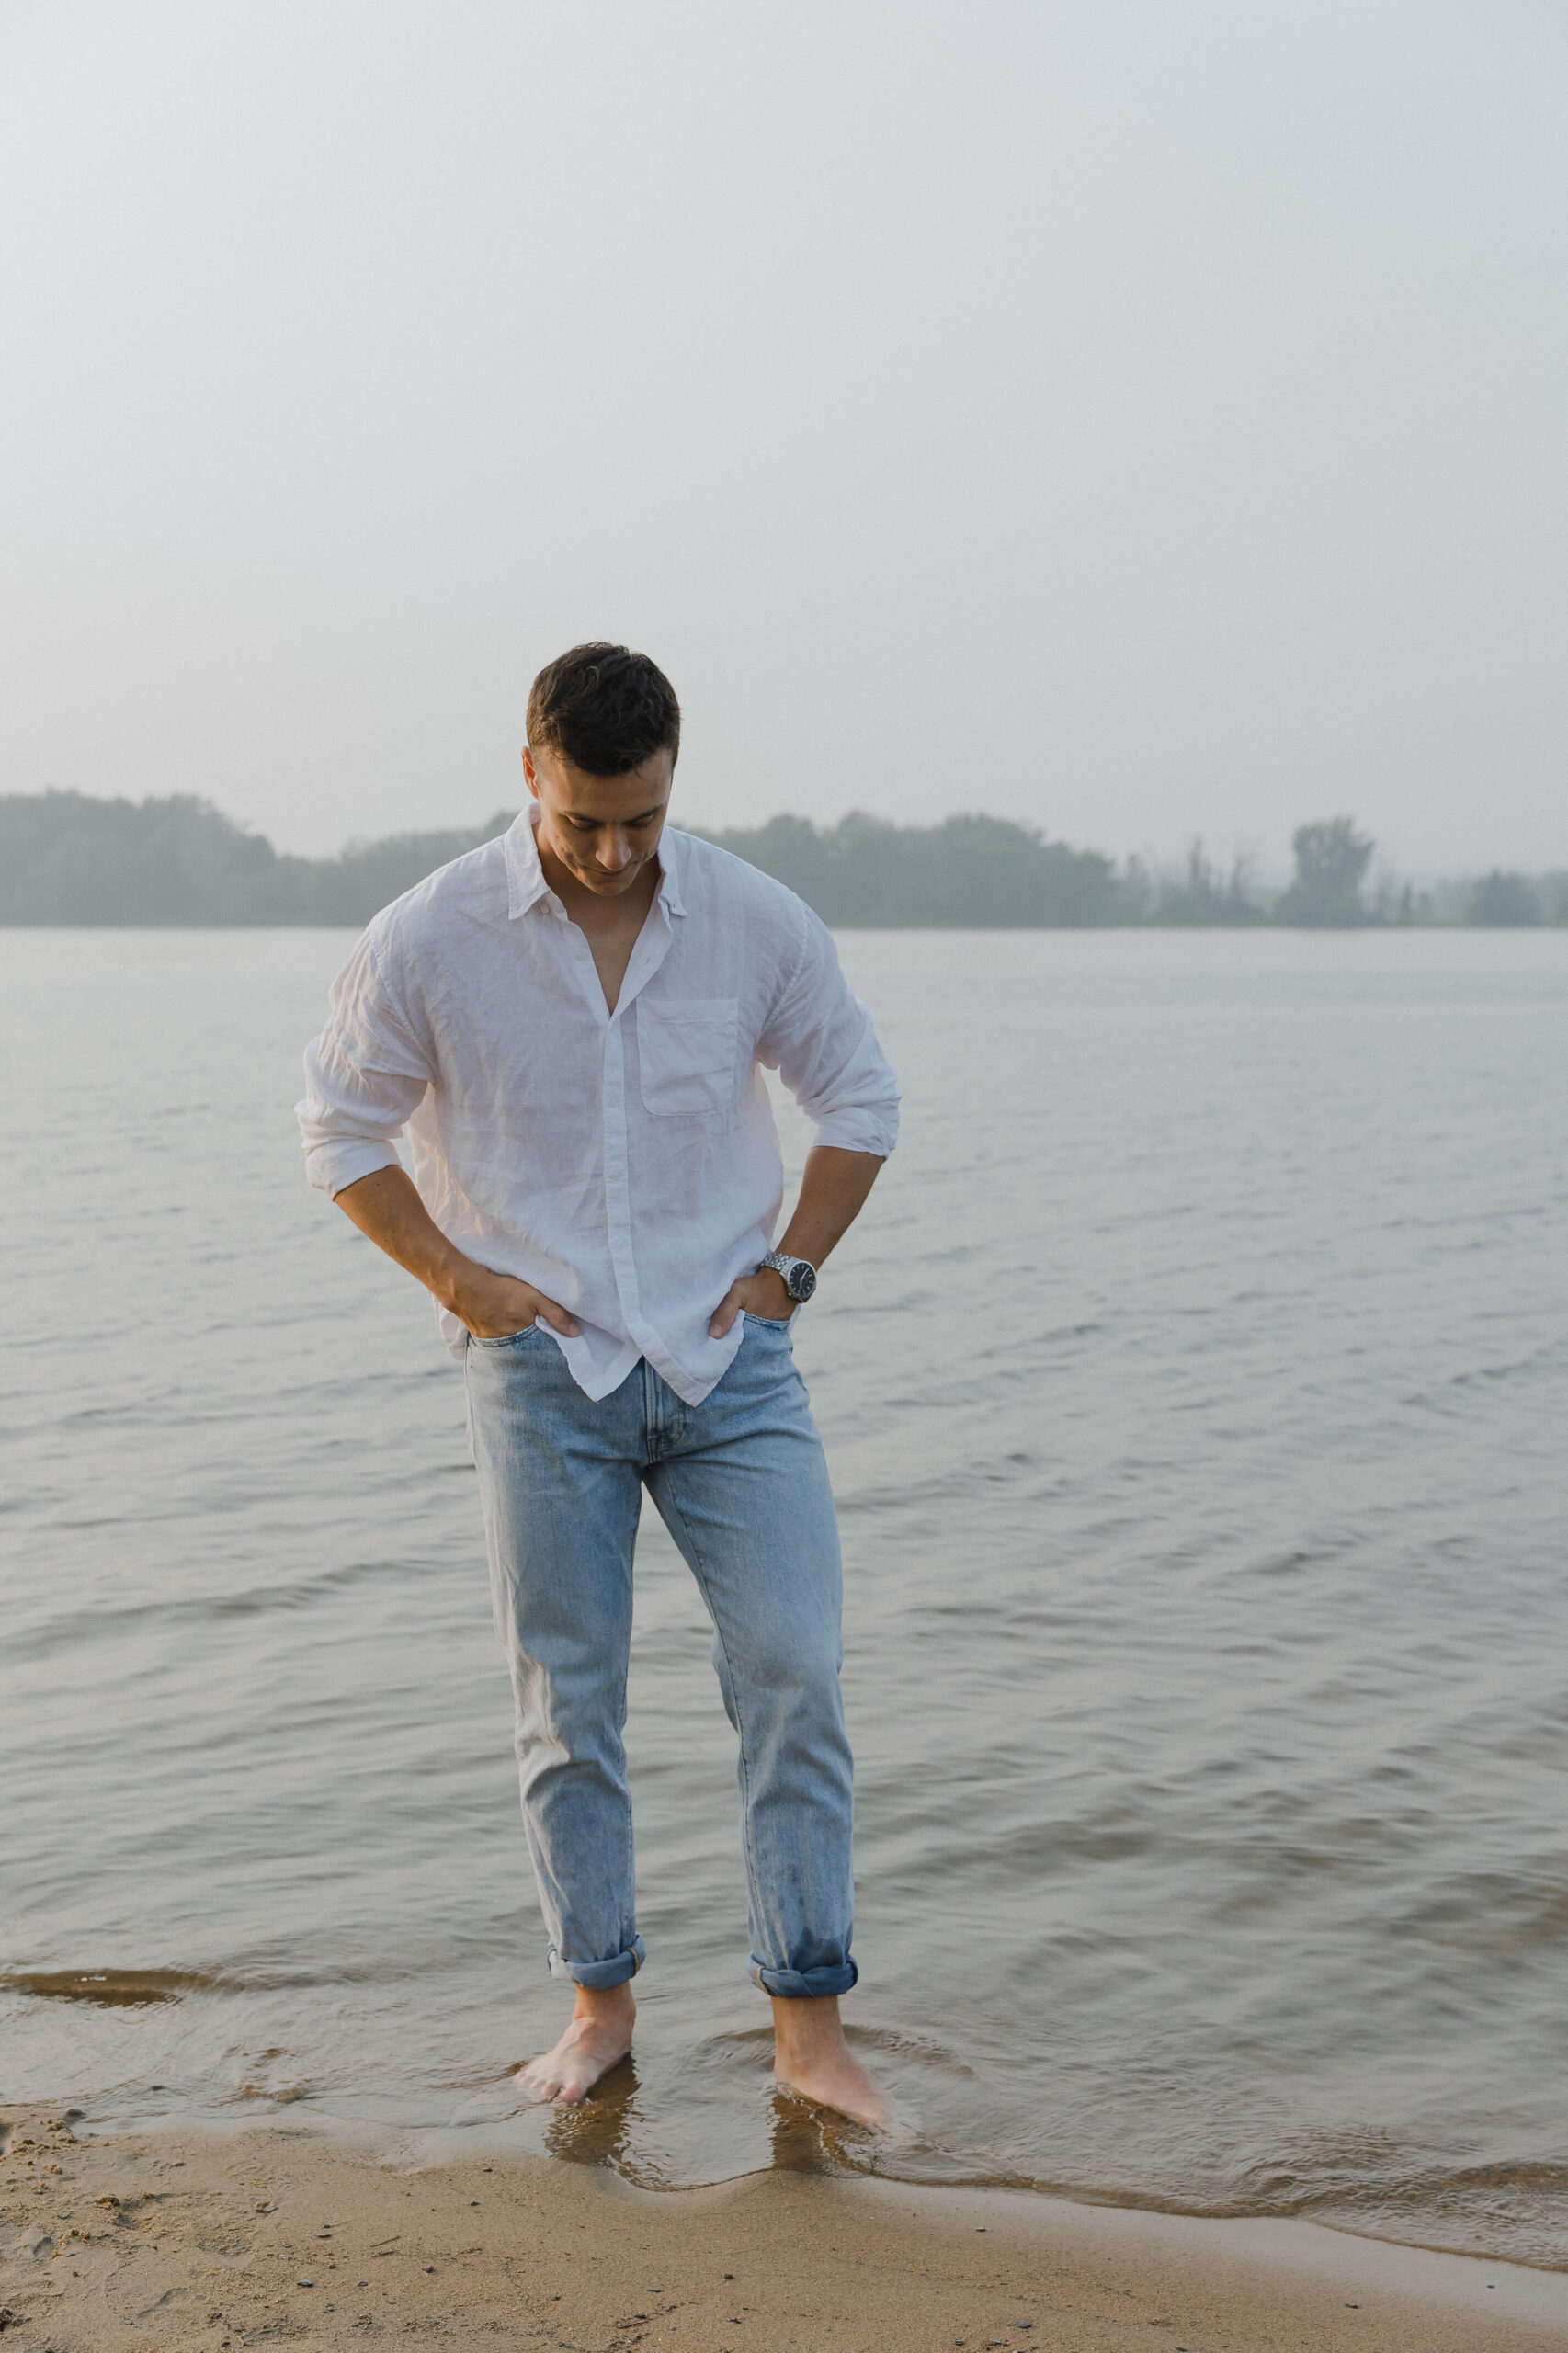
[521,748,540,801]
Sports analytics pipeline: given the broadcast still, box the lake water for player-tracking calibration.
[3,926,1565,2268]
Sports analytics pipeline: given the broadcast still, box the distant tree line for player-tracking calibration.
[689,811,1123,926]
[1119,817,1566,927]
[1,790,1562,928]
[0,790,516,926]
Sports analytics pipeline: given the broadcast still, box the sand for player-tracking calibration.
[3,2102,1564,2353]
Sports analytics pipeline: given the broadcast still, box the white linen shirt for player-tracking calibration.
[296,811,900,1405]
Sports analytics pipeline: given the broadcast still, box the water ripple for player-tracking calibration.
[3,927,1566,2265]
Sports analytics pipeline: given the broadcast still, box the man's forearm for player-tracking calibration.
[334,1165,472,1308]
[335,1165,582,1337]
[708,1145,885,1336]
[776,1146,885,1270]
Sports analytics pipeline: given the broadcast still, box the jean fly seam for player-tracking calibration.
[641,1355,665,1461]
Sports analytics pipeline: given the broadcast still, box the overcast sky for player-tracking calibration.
[3,1,1565,871]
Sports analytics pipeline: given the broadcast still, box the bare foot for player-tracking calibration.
[770,1993,892,2130]
[516,1983,635,2106]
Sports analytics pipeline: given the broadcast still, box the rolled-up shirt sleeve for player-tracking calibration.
[759,903,900,1156]
[296,926,435,1198]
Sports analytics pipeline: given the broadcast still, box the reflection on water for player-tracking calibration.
[2,928,1565,2267]
[540,2060,642,2170]
[535,2034,889,2183]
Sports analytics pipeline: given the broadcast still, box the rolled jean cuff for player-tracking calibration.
[548,1935,644,1989]
[749,1955,858,1999]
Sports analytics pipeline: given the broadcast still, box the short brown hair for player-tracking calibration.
[527,642,681,777]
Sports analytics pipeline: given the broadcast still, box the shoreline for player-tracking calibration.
[4,2104,1565,2352]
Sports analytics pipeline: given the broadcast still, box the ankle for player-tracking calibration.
[570,1982,636,2032]
[769,1992,845,2062]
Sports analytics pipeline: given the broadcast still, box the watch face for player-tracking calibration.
[788,1261,817,1301]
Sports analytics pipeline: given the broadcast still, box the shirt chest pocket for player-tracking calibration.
[636,995,741,1120]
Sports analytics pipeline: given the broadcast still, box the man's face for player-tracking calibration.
[523,745,674,898]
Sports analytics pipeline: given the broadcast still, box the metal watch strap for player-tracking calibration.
[758,1249,817,1300]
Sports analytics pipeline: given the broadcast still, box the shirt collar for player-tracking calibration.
[503,806,552,919]
[654,822,686,918]
[504,804,686,921]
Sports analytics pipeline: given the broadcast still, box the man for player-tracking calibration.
[297,643,899,2126]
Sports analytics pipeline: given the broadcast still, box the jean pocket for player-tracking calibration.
[470,1324,543,1349]
[744,1313,794,1332]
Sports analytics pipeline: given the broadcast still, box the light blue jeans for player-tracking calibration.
[463,1314,857,1999]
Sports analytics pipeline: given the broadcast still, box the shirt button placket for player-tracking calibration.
[603,1018,638,1323]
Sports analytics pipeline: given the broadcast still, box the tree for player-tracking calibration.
[0,790,286,923]
[0,790,513,925]
[1150,838,1267,925]
[1465,870,1540,926]
[694,810,1122,926]
[1276,816,1375,926]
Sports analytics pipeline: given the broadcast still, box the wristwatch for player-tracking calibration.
[757,1249,818,1302]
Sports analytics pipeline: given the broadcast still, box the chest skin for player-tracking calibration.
[579,905,646,1013]
[558,856,662,1014]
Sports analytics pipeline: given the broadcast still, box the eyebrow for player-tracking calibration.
[566,805,665,825]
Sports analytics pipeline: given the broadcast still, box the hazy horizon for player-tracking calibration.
[5,1,1566,870]
[12,778,1563,895]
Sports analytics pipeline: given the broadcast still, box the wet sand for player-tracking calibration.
[3,2104,1564,2352]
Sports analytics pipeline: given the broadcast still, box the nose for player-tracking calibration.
[594,832,635,872]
